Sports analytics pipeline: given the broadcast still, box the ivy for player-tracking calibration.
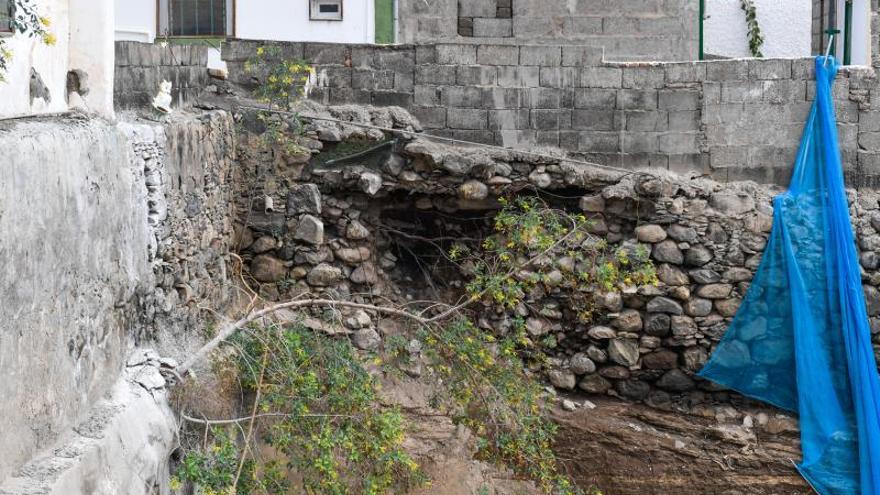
[740,0,764,58]
[0,0,55,83]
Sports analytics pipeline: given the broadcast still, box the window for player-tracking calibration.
[0,0,12,34]
[160,0,233,37]
[310,0,343,21]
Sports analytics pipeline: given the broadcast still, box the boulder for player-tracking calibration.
[307,263,343,286]
[635,224,667,243]
[293,214,324,245]
[570,353,597,375]
[653,240,683,264]
[251,255,286,282]
[286,184,322,215]
[608,339,640,367]
[646,296,683,315]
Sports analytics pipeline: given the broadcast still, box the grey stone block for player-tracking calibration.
[575,89,617,108]
[473,18,513,37]
[530,109,572,130]
[477,44,520,65]
[520,46,562,66]
[527,87,569,108]
[706,60,748,81]
[415,65,457,85]
[658,89,700,111]
[488,109,530,130]
[748,59,791,80]
[625,111,668,132]
[448,108,488,129]
[374,49,416,71]
[415,45,438,65]
[658,132,699,154]
[394,72,415,92]
[436,44,478,64]
[304,43,350,65]
[622,67,665,89]
[372,91,413,107]
[562,46,605,67]
[324,67,353,88]
[721,81,763,103]
[457,65,497,86]
[572,109,615,130]
[762,80,806,104]
[577,132,620,152]
[621,133,659,153]
[353,70,395,90]
[411,106,447,128]
[442,86,484,108]
[414,85,443,106]
[328,88,372,105]
[497,66,540,87]
[459,0,497,17]
[536,131,560,146]
[482,87,523,108]
[579,67,622,88]
[453,130,495,144]
[668,110,701,131]
[617,90,658,109]
[665,62,706,83]
[561,16,604,37]
[539,67,578,88]
[862,111,880,132]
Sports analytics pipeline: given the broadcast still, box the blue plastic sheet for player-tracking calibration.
[698,57,880,494]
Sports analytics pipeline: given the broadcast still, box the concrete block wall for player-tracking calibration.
[114,41,210,110]
[225,40,880,188]
[398,0,698,62]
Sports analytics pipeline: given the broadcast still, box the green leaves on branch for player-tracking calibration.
[740,0,764,58]
[0,0,55,83]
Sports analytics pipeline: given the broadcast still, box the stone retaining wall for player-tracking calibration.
[115,41,210,110]
[223,40,880,188]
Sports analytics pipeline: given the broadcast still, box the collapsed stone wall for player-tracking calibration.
[397,0,699,61]
[223,40,880,187]
[115,41,210,111]
[231,101,880,409]
[0,110,236,493]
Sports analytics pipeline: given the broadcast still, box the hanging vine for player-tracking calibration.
[740,0,764,57]
[0,0,55,83]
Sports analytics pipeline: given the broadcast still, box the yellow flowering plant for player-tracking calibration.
[0,1,55,82]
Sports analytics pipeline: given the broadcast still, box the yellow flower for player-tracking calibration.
[42,32,57,46]
[256,46,264,55]
[39,17,51,27]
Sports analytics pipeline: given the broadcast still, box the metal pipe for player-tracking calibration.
[843,0,853,65]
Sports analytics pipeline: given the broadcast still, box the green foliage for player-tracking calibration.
[0,0,55,83]
[174,430,259,495]
[178,324,425,495]
[740,0,764,57]
[453,196,657,323]
[244,45,313,159]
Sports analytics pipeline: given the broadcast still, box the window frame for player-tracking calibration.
[309,0,344,21]
[157,0,235,39]
[0,0,14,36]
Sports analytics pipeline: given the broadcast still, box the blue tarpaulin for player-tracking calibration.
[698,56,880,494]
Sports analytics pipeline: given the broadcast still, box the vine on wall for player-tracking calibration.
[0,0,55,83]
[740,0,764,57]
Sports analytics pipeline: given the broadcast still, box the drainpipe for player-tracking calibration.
[827,0,839,56]
[843,0,853,65]
[699,0,704,60]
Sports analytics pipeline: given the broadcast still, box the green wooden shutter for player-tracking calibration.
[375,0,394,44]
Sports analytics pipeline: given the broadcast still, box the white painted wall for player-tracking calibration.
[114,0,156,42]
[705,0,812,59]
[829,0,871,66]
[0,0,114,119]
[236,0,375,44]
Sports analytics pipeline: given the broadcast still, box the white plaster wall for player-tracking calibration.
[114,0,156,42]
[236,0,375,44]
[0,0,70,117]
[705,0,812,59]
[0,0,115,119]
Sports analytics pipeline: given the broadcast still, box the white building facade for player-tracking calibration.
[0,0,114,119]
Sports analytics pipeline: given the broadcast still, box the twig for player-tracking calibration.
[181,412,354,425]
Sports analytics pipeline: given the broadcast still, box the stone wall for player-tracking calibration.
[231,101,880,409]
[115,41,210,110]
[0,111,236,488]
[397,0,699,62]
[224,40,880,187]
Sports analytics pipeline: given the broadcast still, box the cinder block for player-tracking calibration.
[457,65,497,86]
[415,45,438,65]
[453,130,495,145]
[665,62,706,83]
[415,85,442,106]
[473,18,513,37]
[530,109,572,130]
[748,59,792,80]
[477,45,520,65]
[324,67,353,88]
[447,108,489,129]
[579,67,623,88]
[482,87,523,108]
[721,81,763,104]
[539,67,578,88]
[458,0,497,18]
[668,110,701,131]
[625,111,668,132]
[622,67,665,89]
[520,46,562,66]
[577,132,620,152]
[411,106,447,128]
[562,46,604,67]
[575,89,617,108]
[489,109,530,130]
[436,44,477,64]
[658,89,700,111]
[617,89,658,109]
[374,49,416,72]
[762,80,806,104]
[861,111,880,132]
[572,109,615,130]
[621,133,660,153]
[442,86,484,108]
[706,60,748,81]
[658,132,699,154]
[561,16,604,37]
[394,72,415,92]
[353,70,395,90]
[350,46,376,68]
[415,65,457,85]
[527,87,567,108]
[372,91,413,107]
[859,132,880,151]
[497,66,540,87]
[328,88,372,105]
[303,43,350,65]
[536,131,560,146]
